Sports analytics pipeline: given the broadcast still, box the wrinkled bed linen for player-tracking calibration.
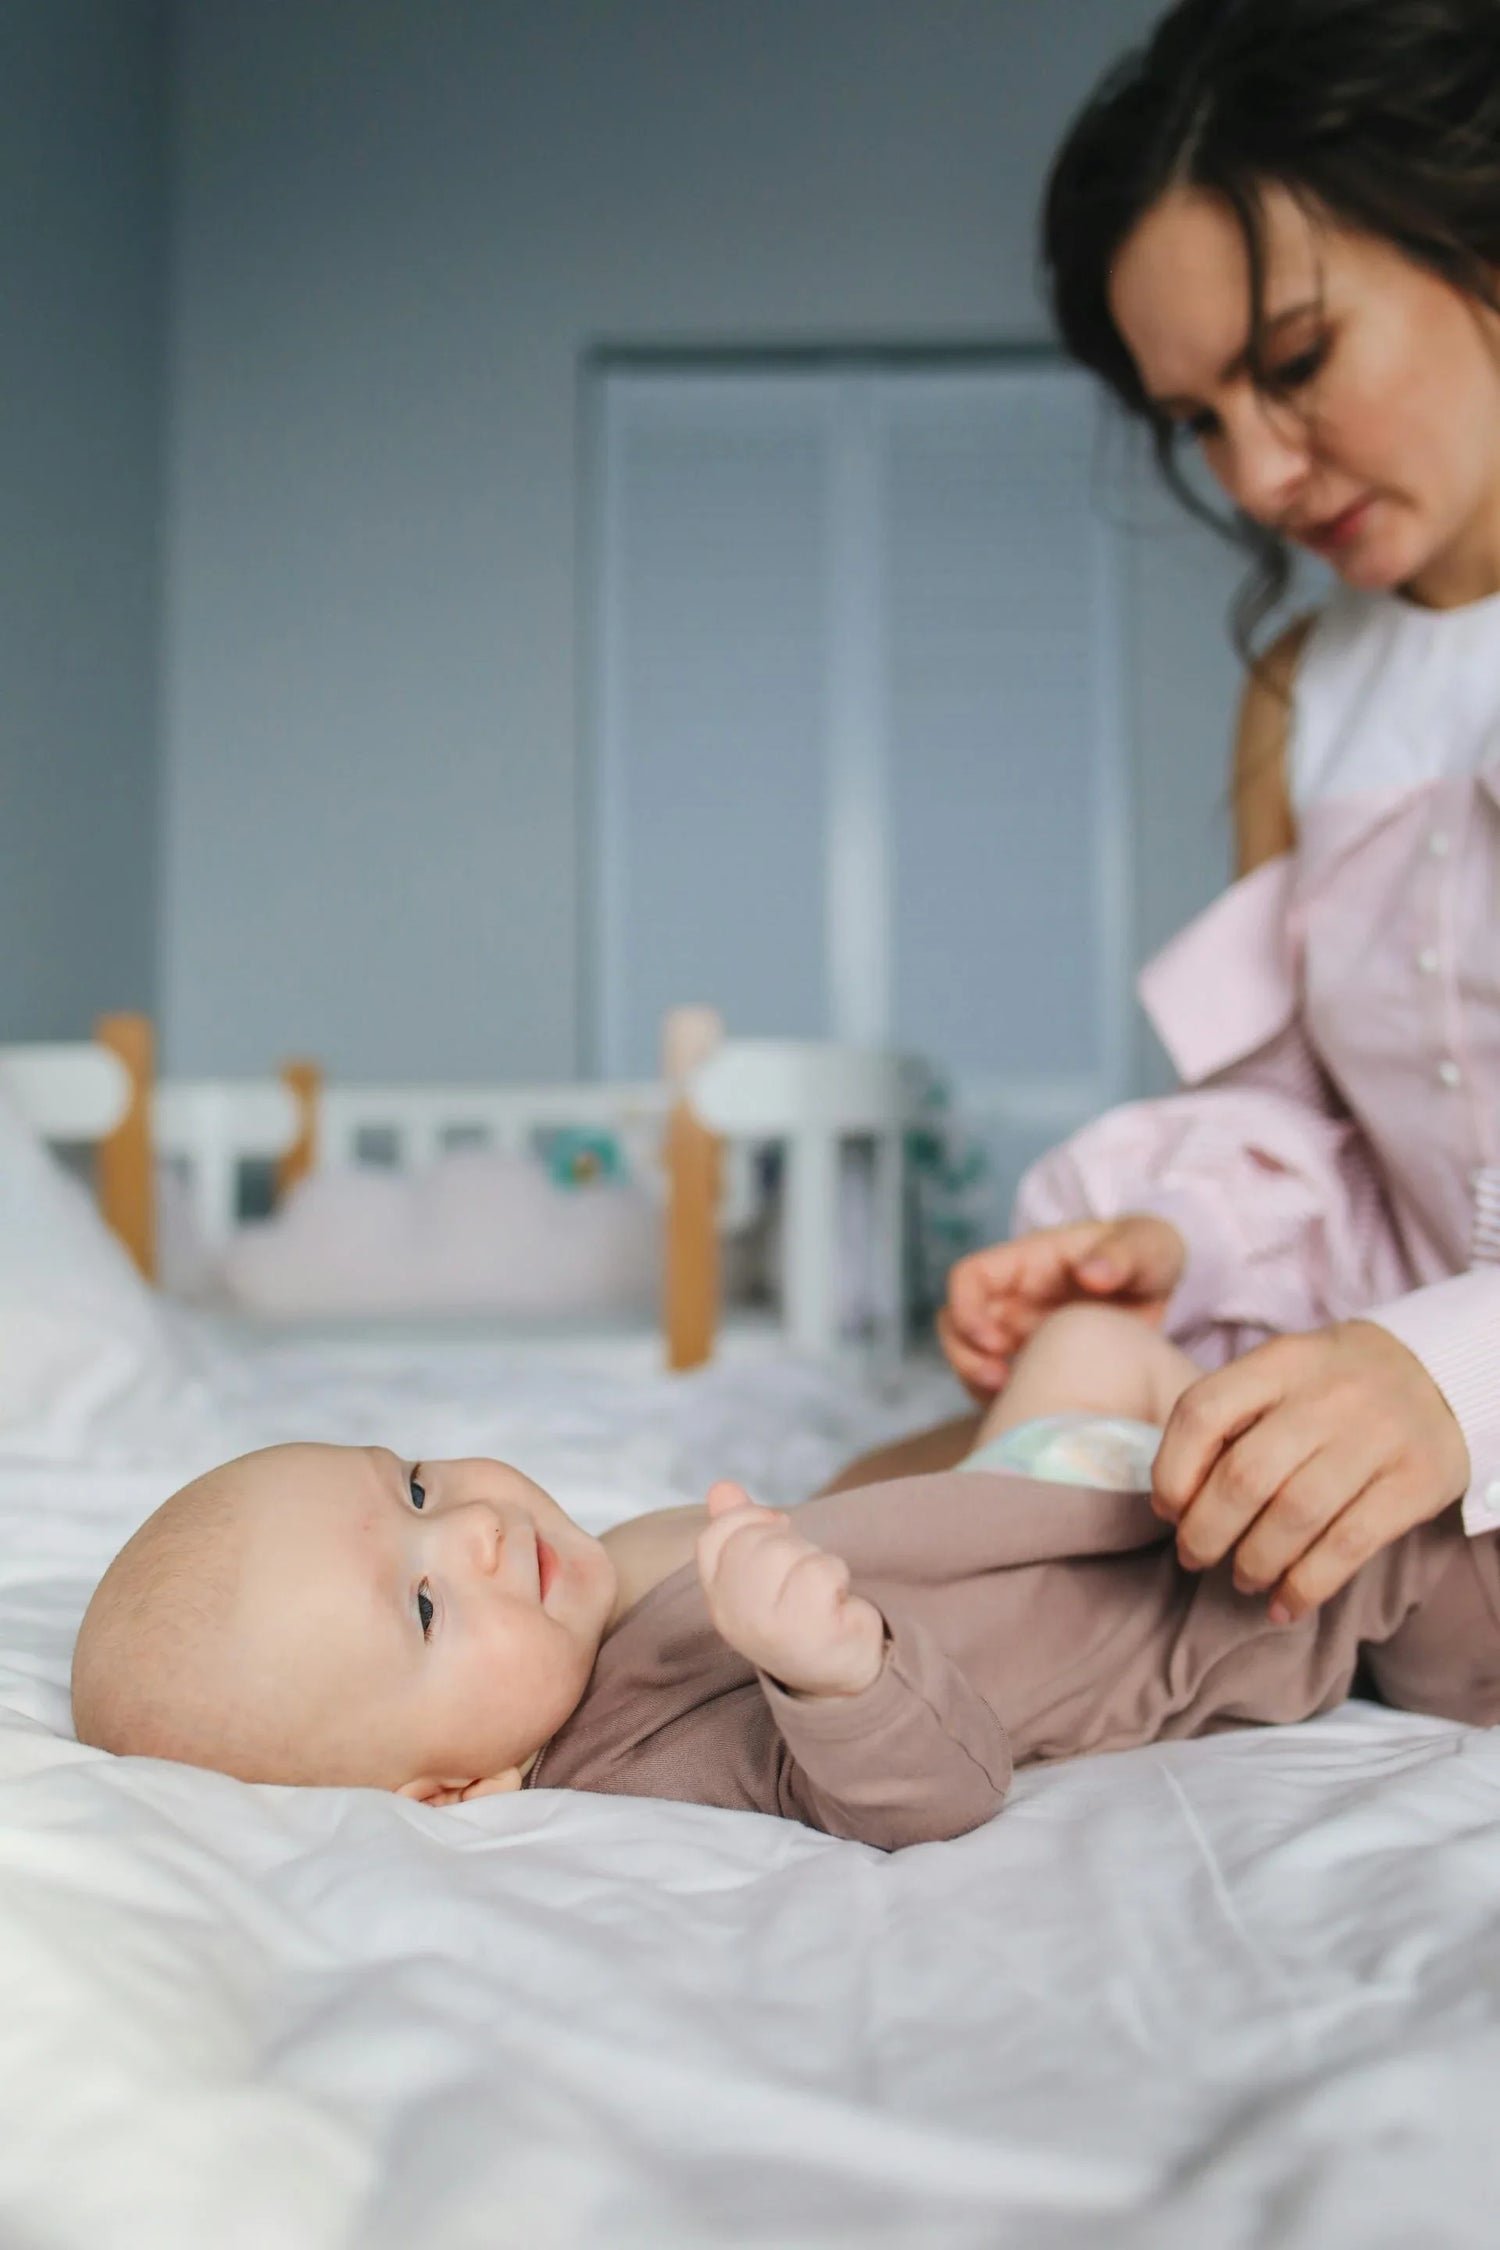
[5,1318,1500,2246]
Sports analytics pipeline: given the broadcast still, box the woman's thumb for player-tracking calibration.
[1075,1218,1165,1293]
[1074,1227,1126,1287]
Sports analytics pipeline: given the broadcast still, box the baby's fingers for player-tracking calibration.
[696,1492,790,1583]
[783,1546,853,1611]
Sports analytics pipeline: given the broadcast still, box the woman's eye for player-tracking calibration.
[1170,408,1219,446]
[409,1469,426,1510]
[417,1581,434,1639]
[1268,342,1327,394]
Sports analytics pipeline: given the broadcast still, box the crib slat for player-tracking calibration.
[276,1060,322,1201]
[95,1014,156,1280]
[664,1099,720,1372]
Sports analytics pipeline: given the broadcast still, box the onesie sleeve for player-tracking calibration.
[756,1611,1012,1849]
[1013,856,1413,1367]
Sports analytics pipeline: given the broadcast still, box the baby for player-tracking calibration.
[71,1305,1500,1849]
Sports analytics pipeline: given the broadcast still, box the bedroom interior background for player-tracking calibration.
[1,0,1255,1236]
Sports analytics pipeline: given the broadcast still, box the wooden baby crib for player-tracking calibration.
[0,1014,913,1368]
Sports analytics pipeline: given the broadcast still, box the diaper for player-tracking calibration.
[960,1413,1163,1492]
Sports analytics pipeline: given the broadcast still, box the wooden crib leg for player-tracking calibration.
[275,1059,322,1204]
[665,1099,721,1371]
[662,1007,725,1372]
[95,1012,156,1281]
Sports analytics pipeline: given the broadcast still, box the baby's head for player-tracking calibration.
[71,1444,618,1803]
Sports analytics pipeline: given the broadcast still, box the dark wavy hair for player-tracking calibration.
[1041,0,1500,655]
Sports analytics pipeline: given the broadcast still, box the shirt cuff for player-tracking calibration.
[1364,1270,1500,1534]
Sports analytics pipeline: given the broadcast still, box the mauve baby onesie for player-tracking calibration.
[525,1469,1500,1849]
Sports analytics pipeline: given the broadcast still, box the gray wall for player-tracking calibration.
[161,0,1246,1083]
[0,0,169,1040]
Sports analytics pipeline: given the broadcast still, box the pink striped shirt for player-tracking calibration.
[1014,587,1500,1534]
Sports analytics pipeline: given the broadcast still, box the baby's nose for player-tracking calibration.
[445,1500,504,1574]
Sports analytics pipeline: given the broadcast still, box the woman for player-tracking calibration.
[837,0,1500,1630]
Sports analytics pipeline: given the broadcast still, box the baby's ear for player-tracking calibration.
[395,1774,470,1807]
[395,1767,525,1807]
[458,1769,524,1802]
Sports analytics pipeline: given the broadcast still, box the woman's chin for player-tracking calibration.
[1325,537,1413,596]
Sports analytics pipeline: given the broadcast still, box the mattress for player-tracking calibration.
[5,1319,1500,2247]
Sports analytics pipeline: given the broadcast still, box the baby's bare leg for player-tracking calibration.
[814,1305,1199,1497]
[973,1302,1199,1447]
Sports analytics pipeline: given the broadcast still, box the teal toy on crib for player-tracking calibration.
[538,1128,627,1189]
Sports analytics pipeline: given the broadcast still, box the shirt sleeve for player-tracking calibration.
[1014,1083,1412,1364]
[757,1612,1012,1849]
[1013,854,1498,1532]
[1365,1271,1500,1535]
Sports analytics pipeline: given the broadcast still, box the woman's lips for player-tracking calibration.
[1302,497,1374,553]
[536,1539,558,1600]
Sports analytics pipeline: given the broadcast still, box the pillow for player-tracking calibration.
[0,1084,189,1446]
[218,1147,661,1319]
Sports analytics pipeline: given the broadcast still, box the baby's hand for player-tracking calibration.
[695,1483,886,1698]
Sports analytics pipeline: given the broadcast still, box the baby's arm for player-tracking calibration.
[695,1484,1012,1846]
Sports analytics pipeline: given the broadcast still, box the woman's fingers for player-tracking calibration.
[1156,1322,1471,1621]
[940,1215,1187,1401]
[1266,1472,1428,1622]
[1151,1347,1289,1531]
[1169,1395,1349,1575]
[944,1244,1030,1351]
[1075,1214,1187,1305]
[946,1225,1109,1350]
[935,1308,1009,1400]
[1226,1436,1387,1593]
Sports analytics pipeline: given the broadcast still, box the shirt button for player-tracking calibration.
[1417,947,1439,974]
[1439,1058,1462,1088]
[1429,829,1451,857]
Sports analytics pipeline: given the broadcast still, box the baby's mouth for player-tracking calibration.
[536,1539,559,1602]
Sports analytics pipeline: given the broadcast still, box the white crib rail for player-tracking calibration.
[149,1046,913,1359]
[0,1043,131,1143]
[153,1080,303,1253]
[689,1042,910,1358]
[315,1081,670,1172]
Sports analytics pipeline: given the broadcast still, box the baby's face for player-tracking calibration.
[219,1444,617,1798]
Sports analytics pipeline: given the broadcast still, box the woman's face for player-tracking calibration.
[1108,183,1500,607]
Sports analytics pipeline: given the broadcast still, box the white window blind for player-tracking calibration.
[589,360,1131,1161]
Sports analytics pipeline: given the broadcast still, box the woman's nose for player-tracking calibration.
[1217,398,1311,524]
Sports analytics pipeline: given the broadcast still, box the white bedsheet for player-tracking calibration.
[5,1322,1500,2247]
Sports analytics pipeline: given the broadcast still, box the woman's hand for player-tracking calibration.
[695,1482,886,1697]
[1152,1321,1471,1620]
[938,1215,1187,1400]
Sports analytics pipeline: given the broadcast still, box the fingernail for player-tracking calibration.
[1267,1600,1292,1626]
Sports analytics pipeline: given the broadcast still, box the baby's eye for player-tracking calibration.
[417,1580,434,1639]
[409,1468,426,1510]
